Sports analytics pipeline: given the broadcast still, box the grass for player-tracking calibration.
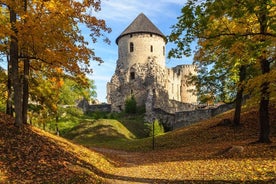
[62,105,276,154]
[0,112,112,183]
[0,105,275,183]
[63,119,136,144]
[62,114,154,150]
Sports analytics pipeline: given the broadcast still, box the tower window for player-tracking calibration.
[130,72,135,80]
[150,45,153,52]
[150,33,153,37]
[130,34,133,38]
[130,42,134,52]
[163,46,165,56]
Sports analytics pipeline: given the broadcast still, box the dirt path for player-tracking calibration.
[91,147,191,184]
[90,146,276,184]
[90,147,217,184]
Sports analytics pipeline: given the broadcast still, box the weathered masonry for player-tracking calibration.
[107,13,197,116]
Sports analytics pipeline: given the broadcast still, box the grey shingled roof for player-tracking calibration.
[116,13,166,44]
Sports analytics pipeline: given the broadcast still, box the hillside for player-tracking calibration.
[0,106,276,183]
[0,112,112,183]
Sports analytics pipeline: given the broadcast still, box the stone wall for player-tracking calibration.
[149,103,235,130]
[107,59,198,113]
[86,104,111,113]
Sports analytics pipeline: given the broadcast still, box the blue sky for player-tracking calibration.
[88,0,194,102]
[0,0,193,103]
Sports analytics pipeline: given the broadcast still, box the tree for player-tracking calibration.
[169,0,276,143]
[0,0,111,127]
[9,1,22,127]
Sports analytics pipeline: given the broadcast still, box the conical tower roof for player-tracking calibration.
[116,13,166,44]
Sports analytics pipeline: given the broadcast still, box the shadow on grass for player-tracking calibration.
[75,157,275,184]
[0,117,275,183]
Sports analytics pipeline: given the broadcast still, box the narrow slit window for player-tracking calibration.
[130,42,134,52]
[150,45,153,52]
[163,46,165,56]
[130,72,135,80]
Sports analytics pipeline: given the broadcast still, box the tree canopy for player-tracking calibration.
[0,0,111,126]
[169,0,276,142]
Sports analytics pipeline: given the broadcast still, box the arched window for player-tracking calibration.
[130,42,134,52]
[150,45,153,52]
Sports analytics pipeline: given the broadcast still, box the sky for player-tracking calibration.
[0,0,192,103]
[87,0,193,103]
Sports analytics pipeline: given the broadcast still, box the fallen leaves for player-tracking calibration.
[0,112,107,183]
[0,105,276,183]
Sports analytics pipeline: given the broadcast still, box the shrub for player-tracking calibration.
[145,119,164,137]
[125,95,137,114]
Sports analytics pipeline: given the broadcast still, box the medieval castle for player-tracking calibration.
[107,13,197,114]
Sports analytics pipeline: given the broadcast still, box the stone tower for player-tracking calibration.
[107,13,197,113]
[116,13,166,69]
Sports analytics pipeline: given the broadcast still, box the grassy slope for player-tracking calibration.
[0,105,275,183]
[0,112,113,183]
[64,119,136,147]
[63,106,276,182]
[65,106,276,153]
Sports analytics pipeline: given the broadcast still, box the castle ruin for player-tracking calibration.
[107,13,197,115]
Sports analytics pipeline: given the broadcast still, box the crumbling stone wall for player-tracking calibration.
[107,58,198,113]
[107,57,168,112]
[147,103,235,130]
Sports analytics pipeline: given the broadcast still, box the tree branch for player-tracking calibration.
[200,32,276,39]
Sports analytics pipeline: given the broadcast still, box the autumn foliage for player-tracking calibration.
[169,0,276,143]
[1,106,275,183]
[0,0,110,126]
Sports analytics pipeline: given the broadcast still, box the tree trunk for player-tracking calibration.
[10,6,23,127]
[21,0,29,125]
[6,55,13,116]
[233,65,246,126]
[55,115,59,136]
[258,58,271,143]
[257,1,271,143]
[22,58,29,124]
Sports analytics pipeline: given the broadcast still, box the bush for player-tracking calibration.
[86,111,108,119]
[125,95,137,114]
[64,106,83,117]
[145,119,164,137]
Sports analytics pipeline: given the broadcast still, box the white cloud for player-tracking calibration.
[98,0,185,23]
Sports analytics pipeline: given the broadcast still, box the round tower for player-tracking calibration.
[116,13,166,69]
